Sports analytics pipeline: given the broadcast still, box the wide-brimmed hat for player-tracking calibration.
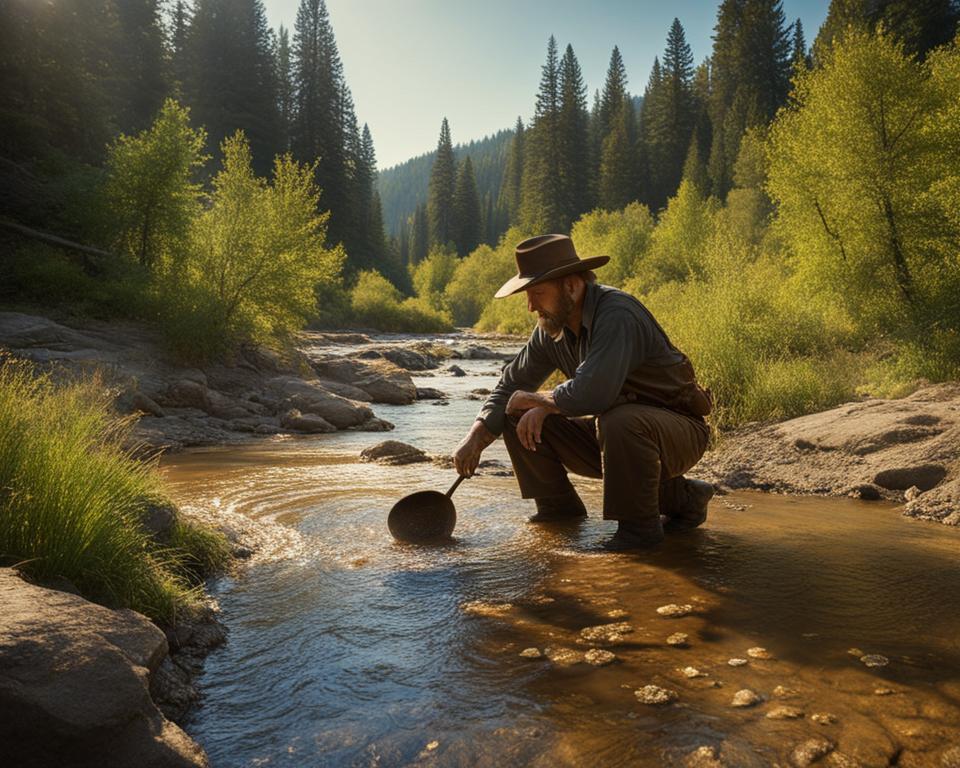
[494,234,609,299]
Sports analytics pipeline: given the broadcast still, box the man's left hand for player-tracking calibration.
[516,406,552,451]
[506,390,555,416]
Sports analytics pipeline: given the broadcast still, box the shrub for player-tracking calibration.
[350,270,452,332]
[570,203,655,288]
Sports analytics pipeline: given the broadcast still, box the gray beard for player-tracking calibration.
[537,289,574,339]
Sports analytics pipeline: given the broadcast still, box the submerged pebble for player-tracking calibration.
[731,689,762,708]
[790,738,834,767]
[666,633,689,647]
[657,604,694,617]
[773,685,800,699]
[747,647,773,660]
[635,685,677,705]
[544,647,584,666]
[519,648,542,659]
[860,654,889,668]
[461,600,513,617]
[578,621,634,644]
[874,687,896,696]
[685,745,724,768]
[811,712,838,725]
[681,666,706,678]
[606,609,628,619]
[728,658,749,667]
[766,706,804,720]
[584,649,616,666]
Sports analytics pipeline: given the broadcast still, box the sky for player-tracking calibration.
[262,0,832,171]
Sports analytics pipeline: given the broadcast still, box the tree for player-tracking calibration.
[767,29,960,343]
[792,18,811,70]
[590,46,629,202]
[428,117,457,249]
[276,24,294,151]
[708,0,792,198]
[101,99,207,270]
[499,117,525,223]
[409,202,429,264]
[114,0,167,133]
[453,156,481,256]
[598,96,638,211]
[558,43,591,226]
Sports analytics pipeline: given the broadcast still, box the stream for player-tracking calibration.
[160,333,960,768]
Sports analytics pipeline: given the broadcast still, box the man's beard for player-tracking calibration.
[537,287,575,339]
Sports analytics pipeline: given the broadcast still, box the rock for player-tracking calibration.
[682,667,706,678]
[874,687,896,696]
[790,738,835,767]
[431,400,449,406]
[767,706,805,720]
[161,379,209,410]
[375,346,439,371]
[635,685,677,705]
[455,344,504,360]
[874,464,947,492]
[359,440,429,465]
[204,389,254,421]
[773,685,800,699]
[849,483,883,500]
[728,658,749,667]
[941,746,960,768]
[0,569,206,767]
[139,498,178,542]
[904,485,922,501]
[132,391,165,418]
[578,622,634,644]
[310,357,417,404]
[519,648,542,659]
[657,603,694,617]
[267,376,373,429]
[666,633,689,647]
[416,387,446,400]
[731,689,762,707]
[685,745,724,768]
[747,647,773,659]
[584,649,616,666]
[825,752,863,768]
[544,647,584,666]
[470,388,492,396]
[461,600,513,617]
[313,379,373,402]
[606,609,628,619]
[811,713,838,725]
[447,364,467,377]
[280,409,336,434]
[860,654,889,668]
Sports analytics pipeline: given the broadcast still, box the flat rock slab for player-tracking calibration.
[695,383,960,525]
[359,440,430,465]
[0,568,206,767]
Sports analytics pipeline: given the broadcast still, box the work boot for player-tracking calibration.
[601,519,665,551]
[528,488,588,523]
[663,478,715,533]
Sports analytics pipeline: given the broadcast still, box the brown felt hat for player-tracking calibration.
[494,234,609,299]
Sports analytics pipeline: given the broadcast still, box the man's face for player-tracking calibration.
[526,278,575,338]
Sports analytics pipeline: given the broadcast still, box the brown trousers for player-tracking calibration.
[503,404,710,524]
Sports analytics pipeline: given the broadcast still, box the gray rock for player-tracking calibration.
[375,346,439,371]
[447,364,467,377]
[267,376,373,429]
[359,440,429,465]
[766,706,804,720]
[161,380,209,410]
[140,498,178,542]
[313,378,373,402]
[204,390,253,421]
[416,387,447,400]
[0,569,206,767]
[310,357,416,404]
[280,409,336,433]
[790,738,834,767]
[731,689,762,707]
[132,391,165,418]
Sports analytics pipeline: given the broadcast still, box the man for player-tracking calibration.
[452,233,714,550]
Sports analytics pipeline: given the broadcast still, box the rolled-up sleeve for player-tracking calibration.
[475,329,557,436]
[552,309,641,416]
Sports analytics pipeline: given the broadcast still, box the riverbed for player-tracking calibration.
[160,335,960,767]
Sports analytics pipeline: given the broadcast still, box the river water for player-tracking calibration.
[160,334,960,768]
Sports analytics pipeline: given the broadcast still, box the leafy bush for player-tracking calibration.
[350,270,452,332]
[570,203,655,288]
[0,360,227,623]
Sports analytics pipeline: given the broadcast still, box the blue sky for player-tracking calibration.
[262,0,832,170]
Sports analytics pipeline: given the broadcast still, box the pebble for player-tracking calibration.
[578,622,634,644]
[860,654,889,668]
[584,648,616,666]
[544,647,584,666]
[731,689,762,708]
[873,687,896,696]
[811,712,838,725]
[766,706,805,720]
[747,647,773,660]
[657,603,694,617]
[685,745,724,768]
[666,633,689,647]
[773,685,800,699]
[461,600,513,617]
[425,741,439,751]
[728,658,749,667]
[519,648,542,659]
[681,666,706,678]
[942,746,960,768]
[606,609,628,618]
[635,685,678,705]
[847,647,864,657]
[790,738,834,767]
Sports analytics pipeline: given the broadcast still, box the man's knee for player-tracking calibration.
[597,406,656,447]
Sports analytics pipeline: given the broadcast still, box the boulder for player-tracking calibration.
[309,357,417,404]
[203,390,254,421]
[448,364,467,377]
[139,498,178,542]
[159,380,209,411]
[416,387,446,400]
[280,409,336,434]
[266,376,373,429]
[132,392,165,418]
[359,440,429,465]
[375,346,439,371]
[0,569,207,767]
[314,378,373,402]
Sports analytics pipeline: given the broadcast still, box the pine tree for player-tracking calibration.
[682,133,710,193]
[113,0,167,133]
[499,117,525,223]
[707,0,792,199]
[276,24,293,151]
[410,202,429,264]
[599,96,638,211]
[590,46,629,202]
[558,43,591,227]
[453,156,481,256]
[520,35,564,233]
[428,117,457,249]
[792,18,810,70]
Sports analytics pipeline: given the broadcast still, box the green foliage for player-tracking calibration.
[411,246,459,305]
[0,361,227,623]
[428,118,458,249]
[570,203,655,288]
[349,270,452,332]
[101,98,208,270]
[476,293,534,335]
[767,28,960,346]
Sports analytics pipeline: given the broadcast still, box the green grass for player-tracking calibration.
[0,359,229,623]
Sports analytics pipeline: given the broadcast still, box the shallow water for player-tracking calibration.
[161,336,960,767]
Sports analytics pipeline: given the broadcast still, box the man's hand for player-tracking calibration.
[506,389,557,416]
[515,406,553,451]
[453,420,496,478]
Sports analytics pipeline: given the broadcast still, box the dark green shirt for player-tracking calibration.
[476,282,683,436]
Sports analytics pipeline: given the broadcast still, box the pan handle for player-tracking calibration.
[445,474,467,498]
